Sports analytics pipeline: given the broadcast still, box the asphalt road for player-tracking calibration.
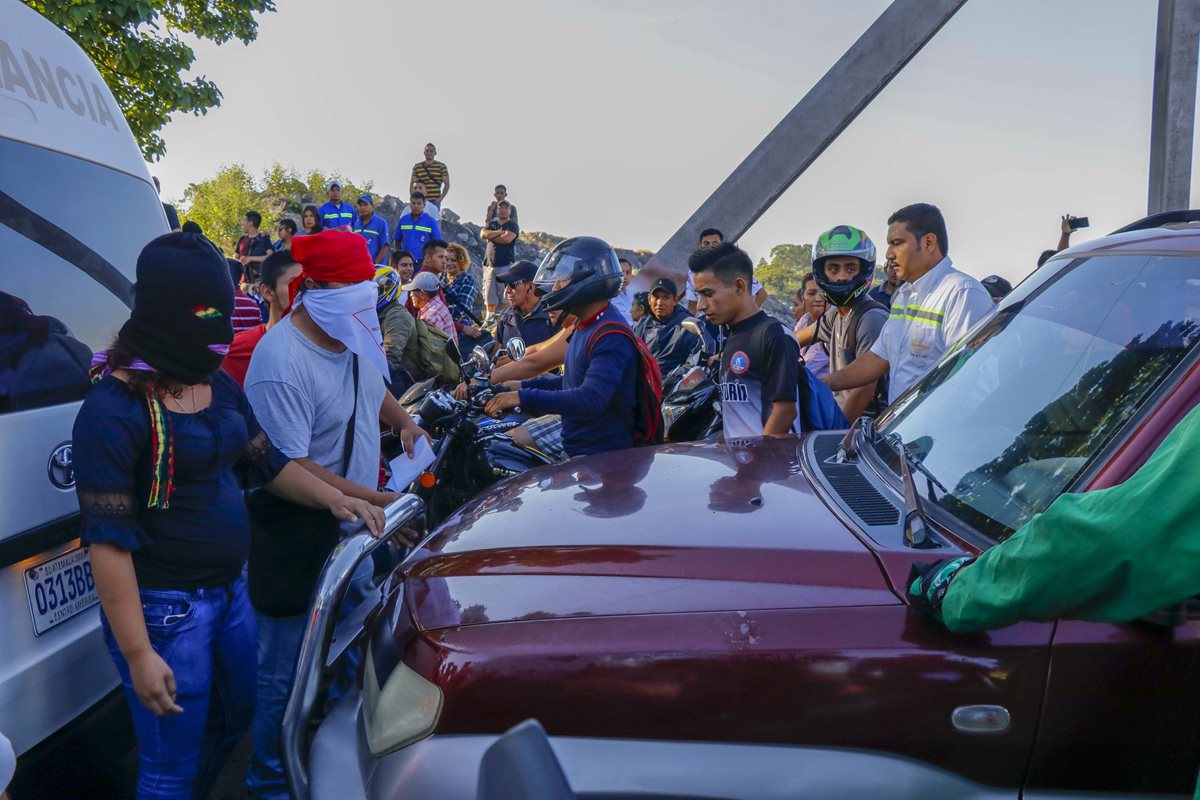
[10,731,251,799]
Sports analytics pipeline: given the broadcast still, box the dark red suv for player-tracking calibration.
[295,215,1200,799]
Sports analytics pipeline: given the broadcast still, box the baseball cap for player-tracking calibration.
[402,271,442,292]
[496,260,538,285]
[356,193,374,205]
[325,180,342,191]
[649,277,678,296]
[981,274,1013,300]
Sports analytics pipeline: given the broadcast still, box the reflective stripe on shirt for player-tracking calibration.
[868,256,994,402]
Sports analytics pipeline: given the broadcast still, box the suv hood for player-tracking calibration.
[401,437,899,631]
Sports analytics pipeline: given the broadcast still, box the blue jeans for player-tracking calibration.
[247,560,374,799]
[246,612,306,800]
[102,577,257,800]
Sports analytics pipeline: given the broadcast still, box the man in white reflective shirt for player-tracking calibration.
[824,203,993,403]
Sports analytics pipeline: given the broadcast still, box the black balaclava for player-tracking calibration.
[119,232,234,384]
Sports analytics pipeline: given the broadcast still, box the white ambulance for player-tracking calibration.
[0,0,169,786]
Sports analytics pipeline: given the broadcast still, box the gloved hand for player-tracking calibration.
[907,556,974,620]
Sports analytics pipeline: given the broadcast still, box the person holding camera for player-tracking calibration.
[1038,213,1088,267]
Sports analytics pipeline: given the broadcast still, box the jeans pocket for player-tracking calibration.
[142,598,195,638]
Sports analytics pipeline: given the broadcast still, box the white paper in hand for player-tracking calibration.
[385,437,436,492]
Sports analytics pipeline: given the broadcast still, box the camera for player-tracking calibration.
[1068,216,1090,231]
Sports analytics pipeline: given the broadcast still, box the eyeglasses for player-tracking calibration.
[502,281,526,292]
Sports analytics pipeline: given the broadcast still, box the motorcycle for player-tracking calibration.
[662,318,722,443]
[389,338,554,527]
[400,336,528,422]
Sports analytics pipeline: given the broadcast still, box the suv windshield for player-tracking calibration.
[874,252,1200,542]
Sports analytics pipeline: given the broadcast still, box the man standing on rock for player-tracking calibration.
[481,200,519,315]
[318,181,356,231]
[393,192,442,262]
[411,143,449,210]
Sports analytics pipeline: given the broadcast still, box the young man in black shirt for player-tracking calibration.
[689,242,801,440]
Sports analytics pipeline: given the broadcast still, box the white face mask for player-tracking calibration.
[295,281,388,377]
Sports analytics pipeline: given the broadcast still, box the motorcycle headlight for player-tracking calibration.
[361,642,443,756]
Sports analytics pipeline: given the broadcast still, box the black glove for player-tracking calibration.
[907,557,974,621]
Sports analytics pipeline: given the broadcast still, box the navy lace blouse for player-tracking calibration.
[73,369,289,590]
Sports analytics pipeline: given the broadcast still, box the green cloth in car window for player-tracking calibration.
[941,401,1200,800]
[943,401,1200,634]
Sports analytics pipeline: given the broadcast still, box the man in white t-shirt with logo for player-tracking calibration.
[685,228,767,314]
[824,203,993,404]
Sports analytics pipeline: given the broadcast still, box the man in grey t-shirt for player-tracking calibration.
[818,300,888,418]
[241,231,427,800]
[246,316,386,488]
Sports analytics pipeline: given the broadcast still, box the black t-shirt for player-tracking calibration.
[719,311,800,439]
[237,233,273,259]
[488,220,520,267]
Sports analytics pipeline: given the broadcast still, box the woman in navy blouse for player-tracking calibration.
[73,233,384,800]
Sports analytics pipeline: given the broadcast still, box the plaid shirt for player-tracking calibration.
[420,294,458,343]
[444,272,478,324]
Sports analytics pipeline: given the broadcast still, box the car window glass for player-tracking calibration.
[1,138,163,413]
[875,254,1200,542]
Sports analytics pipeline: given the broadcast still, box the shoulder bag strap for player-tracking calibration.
[342,355,359,474]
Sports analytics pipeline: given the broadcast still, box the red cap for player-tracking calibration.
[286,230,376,311]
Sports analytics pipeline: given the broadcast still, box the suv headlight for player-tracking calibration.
[361,642,443,756]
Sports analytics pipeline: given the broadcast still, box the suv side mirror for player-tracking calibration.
[478,719,575,800]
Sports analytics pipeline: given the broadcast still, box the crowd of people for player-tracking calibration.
[12,131,1126,800]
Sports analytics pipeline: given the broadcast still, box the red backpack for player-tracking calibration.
[585,320,664,446]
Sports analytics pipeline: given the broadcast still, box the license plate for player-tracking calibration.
[24,547,99,636]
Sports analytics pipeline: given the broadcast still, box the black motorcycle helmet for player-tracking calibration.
[536,236,623,314]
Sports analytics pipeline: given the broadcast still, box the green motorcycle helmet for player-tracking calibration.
[813,225,877,307]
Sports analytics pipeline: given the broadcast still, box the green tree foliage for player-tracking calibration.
[181,163,371,253]
[23,0,276,160]
[180,163,259,252]
[755,243,814,298]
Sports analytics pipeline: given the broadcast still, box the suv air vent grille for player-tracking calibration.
[812,433,900,527]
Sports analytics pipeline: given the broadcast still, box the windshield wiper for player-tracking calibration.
[881,433,944,549]
[883,433,947,498]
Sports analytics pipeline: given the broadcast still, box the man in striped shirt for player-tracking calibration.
[227,259,266,333]
[410,143,449,208]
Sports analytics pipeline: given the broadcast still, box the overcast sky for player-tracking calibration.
[153,0,1197,284]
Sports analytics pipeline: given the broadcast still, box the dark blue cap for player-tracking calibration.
[496,260,537,285]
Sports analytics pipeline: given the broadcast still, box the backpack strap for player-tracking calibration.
[841,296,888,357]
[585,319,635,354]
